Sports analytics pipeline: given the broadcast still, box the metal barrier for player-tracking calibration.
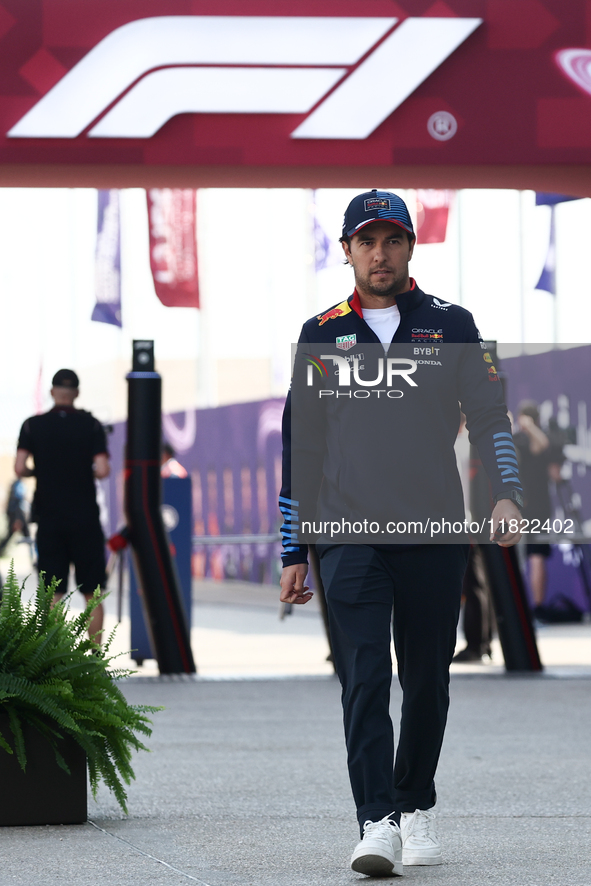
[192,534,281,546]
[191,534,335,670]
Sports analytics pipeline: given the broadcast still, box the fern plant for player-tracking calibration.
[0,565,161,813]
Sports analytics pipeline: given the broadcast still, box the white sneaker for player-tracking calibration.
[350,814,404,877]
[400,809,442,865]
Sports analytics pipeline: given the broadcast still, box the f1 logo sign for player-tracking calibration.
[8,15,481,140]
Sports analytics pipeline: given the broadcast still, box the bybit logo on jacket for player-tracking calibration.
[306,354,418,398]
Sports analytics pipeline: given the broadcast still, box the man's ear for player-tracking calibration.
[408,236,416,261]
[341,240,353,265]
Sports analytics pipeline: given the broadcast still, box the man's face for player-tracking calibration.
[342,221,415,298]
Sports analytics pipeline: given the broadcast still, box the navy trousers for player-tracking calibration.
[317,543,468,831]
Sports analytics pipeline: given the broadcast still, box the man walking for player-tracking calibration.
[15,369,110,643]
[279,190,523,876]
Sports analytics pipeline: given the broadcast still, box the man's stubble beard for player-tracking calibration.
[353,265,409,299]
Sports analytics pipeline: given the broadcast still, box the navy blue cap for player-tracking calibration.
[342,189,415,238]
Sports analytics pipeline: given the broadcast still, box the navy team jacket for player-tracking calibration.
[279,280,522,567]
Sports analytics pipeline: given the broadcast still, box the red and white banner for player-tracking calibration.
[147,189,199,308]
[415,190,455,244]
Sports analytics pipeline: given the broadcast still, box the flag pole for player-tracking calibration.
[306,189,318,318]
[551,206,557,349]
[519,190,526,353]
[456,189,463,307]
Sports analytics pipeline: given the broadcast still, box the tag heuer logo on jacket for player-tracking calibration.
[336,334,357,351]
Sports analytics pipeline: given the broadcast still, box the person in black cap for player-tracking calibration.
[513,400,564,617]
[15,369,110,642]
[279,190,523,876]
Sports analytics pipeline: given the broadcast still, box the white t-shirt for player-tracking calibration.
[362,304,400,350]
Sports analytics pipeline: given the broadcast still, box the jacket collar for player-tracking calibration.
[349,278,424,316]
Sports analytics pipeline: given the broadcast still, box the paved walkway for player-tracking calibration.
[2,556,591,885]
[3,672,591,886]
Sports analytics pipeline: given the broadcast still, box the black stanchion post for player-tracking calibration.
[125,340,196,675]
[477,543,542,671]
[470,440,542,672]
[467,341,542,672]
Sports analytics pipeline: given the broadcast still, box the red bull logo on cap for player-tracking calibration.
[317,300,352,326]
[364,197,391,211]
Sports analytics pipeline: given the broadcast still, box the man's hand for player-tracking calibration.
[490,500,522,547]
[93,453,111,479]
[14,449,34,478]
[280,564,313,605]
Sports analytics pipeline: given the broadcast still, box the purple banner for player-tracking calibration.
[92,189,121,327]
[107,398,284,584]
[502,345,591,611]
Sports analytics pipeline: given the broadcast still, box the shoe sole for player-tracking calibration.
[351,853,404,877]
[402,851,442,866]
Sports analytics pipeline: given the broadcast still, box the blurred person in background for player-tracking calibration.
[160,441,188,478]
[0,476,33,587]
[14,369,110,643]
[0,477,30,556]
[452,545,494,662]
[513,401,564,618]
[453,414,494,664]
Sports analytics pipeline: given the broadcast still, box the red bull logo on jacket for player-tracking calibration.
[318,300,352,326]
[411,327,444,341]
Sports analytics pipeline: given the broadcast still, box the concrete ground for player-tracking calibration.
[3,675,591,886]
[2,547,591,885]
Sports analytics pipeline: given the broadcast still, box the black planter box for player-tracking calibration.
[0,713,87,826]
